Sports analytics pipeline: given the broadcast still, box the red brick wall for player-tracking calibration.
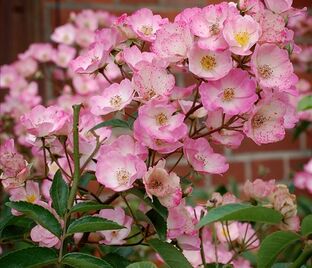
[1,0,311,185]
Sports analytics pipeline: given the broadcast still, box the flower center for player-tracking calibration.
[116,168,131,185]
[234,31,250,46]
[26,194,36,203]
[141,25,153,36]
[209,23,220,35]
[91,56,99,63]
[145,88,156,100]
[155,113,168,126]
[222,88,235,101]
[252,114,268,128]
[155,139,165,146]
[195,153,207,163]
[258,64,273,79]
[110,95,122,108]
[200,55,217,71]
[149,178,164,190]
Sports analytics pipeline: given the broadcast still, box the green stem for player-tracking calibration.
[67,104,82,209]
[289,245,312,268]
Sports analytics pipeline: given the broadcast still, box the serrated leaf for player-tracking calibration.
[127,261,157,268]
[301,214,312,236]
[62,252,112,268]
[50,170,69,217]
[298,95,312,111]
[6,201,62,237]
[198,203,282,228]
[148,238,193,268]
[146,209,167,240]
[66,215,123,235]
[70,201,112,214]
[257,231,301,268]
[90,119,131,132]
[0,247,57,267]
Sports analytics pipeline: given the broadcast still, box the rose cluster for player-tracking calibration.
[0,0,309,267]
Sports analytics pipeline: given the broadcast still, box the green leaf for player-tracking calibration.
[127,261,157,268]
[301,214,312,236]
[146,209,167,240]
[128,188,168,219]
[50,170,69,217]
[257,231,301,268]
[6,201,62,237]
[70,201,112,214]
[0,247,57,267]
[298,95,312,111]
[197,203,282,228]
[148,238,193,268]
[79,172,96,187]
[91,119,131,132]
[104,253,132,268]
[62,252,112,268]
[293,121,310,140]
[66,215,123,235]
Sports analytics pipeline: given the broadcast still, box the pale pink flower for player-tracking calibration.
[51,23,76,45]
[251,44,298,92]
[177,234,201,251]
[190,3,233,51]
[205,109,244,149]
[100,135,148,161]
[132,61,175,101]
[223,14,261,55]
[167,202,196,238]
[75,28,95,48]
[72,74,100,96]
[188,45,232,80]
[304,159,312,174]
[126,8,168,42]
[21,105,70,137]
[90,79,134,115]
[264,0,293,14]
[74,10,98,31]
[199,68,257,115]
[238,0,263,15]
[143,160,182,208]
[30,224,60,248]
[136,97,187,143]
[133,119,183,154]
[98,207,133,245]
[28,43,54,62]
[243,98,286,144]
[70,42,109,74]
[122,45,155,71]
[174,7,201,24]
[215,222,239,243]
[244,179,276,200]
[94,28,122,50]
[152,22,193,63]
[0,65,19,88]
[52,44,76,68]
[96,151,146,192]
[178,100,207,119]
[41,179,52,202]
[237,223,259,249]
[9,181,40,216]
[14,57,38,78]
[184,137,229,174]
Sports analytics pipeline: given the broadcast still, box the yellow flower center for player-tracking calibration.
[155,113,168,126]
[209,24,220,35]
[258,64,273,79]
[252,114,268,128]
[110,95,122,108]
[26,194,36,203]
[116,169,131,185]
[222,88,235,101]
[200,55,217,71]
[141,25,153,36]
[234,31,250,47]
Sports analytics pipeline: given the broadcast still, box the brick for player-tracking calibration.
[120,0,158,4]
[251,159,284,180]
[289,157,310,173]
[211,162,245,186]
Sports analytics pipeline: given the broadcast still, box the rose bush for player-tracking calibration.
[0,1,311,267]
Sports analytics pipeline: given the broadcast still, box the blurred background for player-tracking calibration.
[0,0,311,188]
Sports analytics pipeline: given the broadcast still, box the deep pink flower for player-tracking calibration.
[183,137,229,174]
[21,105,70,137]
[132,61,175,101]
[136,98,187,143]
[152,22,193,63]
[126,8,168,42]
[90,79,134,115]
[143,160,182,208]
[98,207,133,245]
[96,151,146,192]
[251,44,298,92]
[188,45,232,80]
[199,68,257,115]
